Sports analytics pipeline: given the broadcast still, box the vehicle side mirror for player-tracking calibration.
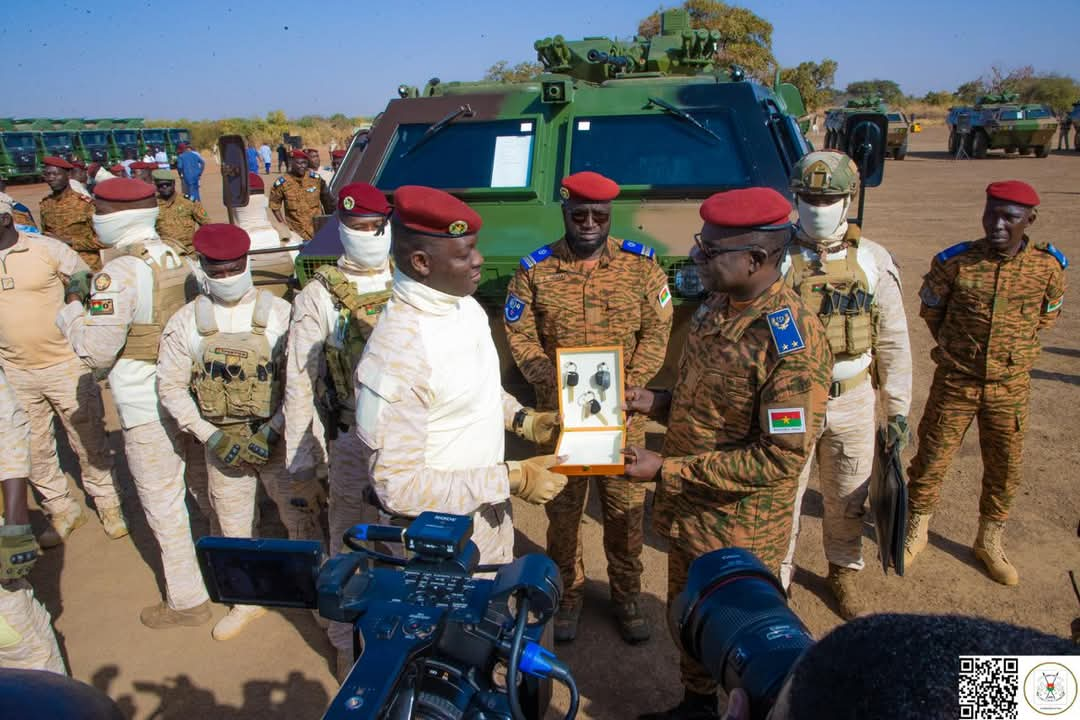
[218,134,249,208]
[843,112,888,188]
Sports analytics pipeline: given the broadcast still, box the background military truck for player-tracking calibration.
[946,93,1057,158]
[825,97,909,159]
[0,118,43,180]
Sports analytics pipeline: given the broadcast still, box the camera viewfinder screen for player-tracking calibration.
[197,538,322,609]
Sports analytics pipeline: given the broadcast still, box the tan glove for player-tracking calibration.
[506,455,568,505]
[515,409,560,446]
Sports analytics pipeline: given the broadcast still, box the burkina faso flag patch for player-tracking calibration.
[767,408,805,434]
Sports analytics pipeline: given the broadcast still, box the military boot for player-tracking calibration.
[39,504,88,549]
[973,517,1019,586]
[639,690,719,720]
[212,605,268,641]
[613,596,651,644]
[902,511,931,567]
[140,600,212,629]
[553,601,582,643]
[99,505,129,540]
[826,564,865,620]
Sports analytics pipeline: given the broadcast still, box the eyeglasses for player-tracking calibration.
[692,233,761,260]
[569,208,610,224]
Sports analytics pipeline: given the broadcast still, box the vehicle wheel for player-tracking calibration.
[1035,144,1049,158]
[972,132,988,158]
[895,143,907,160]
[948,131,959,155]
[1018,146,1032,156]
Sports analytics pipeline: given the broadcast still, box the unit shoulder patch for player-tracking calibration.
[935,241,973,264]
[520,245,553,270]
[766,307,805,356]
[273,176,286,187]
[620,239,656,260]
[504,293,526,323]
[93,273,112,292]
[1035,242,1069,269]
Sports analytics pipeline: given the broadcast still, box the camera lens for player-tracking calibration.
[672,548,813,719]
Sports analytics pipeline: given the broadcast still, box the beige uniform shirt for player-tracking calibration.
[0,231,87,370]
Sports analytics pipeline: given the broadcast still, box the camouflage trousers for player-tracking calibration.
[327,428,378,653]
[0,579,66,674]
[123,419,208,611]
[4,357,118,516]
[907,367,1029,521]
[204,439,319,542]
[781,378,876,587]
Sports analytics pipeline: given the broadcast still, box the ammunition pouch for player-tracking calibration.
[788,244,874,359]
[116,244,194,362]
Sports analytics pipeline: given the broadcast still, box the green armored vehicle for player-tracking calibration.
[825,97,908,159]
[947,93,1057,158]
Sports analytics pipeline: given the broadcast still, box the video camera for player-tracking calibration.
[196,512,577,720]
[673,548,814,720]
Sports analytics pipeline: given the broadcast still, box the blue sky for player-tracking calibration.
[4,0,1074,120]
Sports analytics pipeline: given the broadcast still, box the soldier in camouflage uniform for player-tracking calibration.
[269,150,333,242]
[154,169,209,255]
[778,151,912,619]
[283,183,394,681]
[505,171,673,644]
[625,188,831,720]
[56,177,211,629]
[0,366,65,674]
[158,224,307,641]
[39,156,103,271]
[904,181,1067,586]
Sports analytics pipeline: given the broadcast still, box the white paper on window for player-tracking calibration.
[490,135,532,187]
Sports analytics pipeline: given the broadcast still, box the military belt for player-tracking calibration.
[829,367,870,399]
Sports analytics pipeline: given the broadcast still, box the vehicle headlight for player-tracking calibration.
[674,265,705,298]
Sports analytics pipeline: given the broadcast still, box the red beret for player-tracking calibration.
[331,149,346,159]
[986,180,1039,207]
[248,172,264,190]
[290,149,308,159]
[304,148,317,154]
[43,156,74,170]
[393,185,482,237]
[338,183,390,217]
[109,164,125,175]
[700,187,792,229]
[177,143,188,151]
[560,171,619,202]
[130,161,154,170]
[88,163,101,175]
[69,159,86,169]
[93,178,155,202]
[193,224,251,261]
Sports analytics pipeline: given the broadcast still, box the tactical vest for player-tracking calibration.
[113,242,194,362]
[191,291,281,424]
[786,241,874,359]
[313,264,391,421]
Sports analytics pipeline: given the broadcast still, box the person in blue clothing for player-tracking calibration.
[259,143,272,174]
[246,145,260,176]
[176,144,206,201]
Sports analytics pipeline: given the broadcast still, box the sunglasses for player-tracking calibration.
[569,208,611,224]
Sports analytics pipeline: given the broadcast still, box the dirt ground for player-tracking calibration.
[5,125,1079,719]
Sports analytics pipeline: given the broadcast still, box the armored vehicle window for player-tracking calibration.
[80,131,108,146]
[997,109,1022,121]
[142,129,165,143]
[169,129,191,144]
[376,120,535,191]
[569,113,750,190]
[1024,107,1050,119]
[43,132,73,151]
[3,133,36,151]
[114,130,138,145]
[886,113,903,122]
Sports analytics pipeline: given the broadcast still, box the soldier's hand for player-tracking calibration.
[65,270,92,304]
[288,475,326,516]
[240,423,280,466]
[507,455,569,505]
[0,524,40,581]
[887,415,910,451]
[623,387,669,418]
[622,445,663,482]
[515,409,560,446]
[207,429,244,467]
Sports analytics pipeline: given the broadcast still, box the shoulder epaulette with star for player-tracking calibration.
[273,176,286,187]
[766,306,805,356]
[309,171,320,179]
[520,245,553,270]
[935,242,972,264]
[620,239,656,260]
[1035,242,1069,269]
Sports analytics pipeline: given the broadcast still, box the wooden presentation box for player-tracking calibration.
[552,346,626,476]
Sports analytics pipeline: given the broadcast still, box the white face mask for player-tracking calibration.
[339,222,391,269]
[92,207,160,248]
[203,267,253,303]
[796,197,849,241]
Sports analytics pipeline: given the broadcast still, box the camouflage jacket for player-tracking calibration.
[505,236,673,409]
[919,237,1067,381]
[656,280,832,567]
[39,188,102,271]
[268,172,326,240]
[156,194,209,255]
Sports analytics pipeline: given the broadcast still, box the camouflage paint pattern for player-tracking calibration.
[155,194,209,255]
[39,188,102,270]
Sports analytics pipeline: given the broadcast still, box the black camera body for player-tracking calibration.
[197,513,563,720]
